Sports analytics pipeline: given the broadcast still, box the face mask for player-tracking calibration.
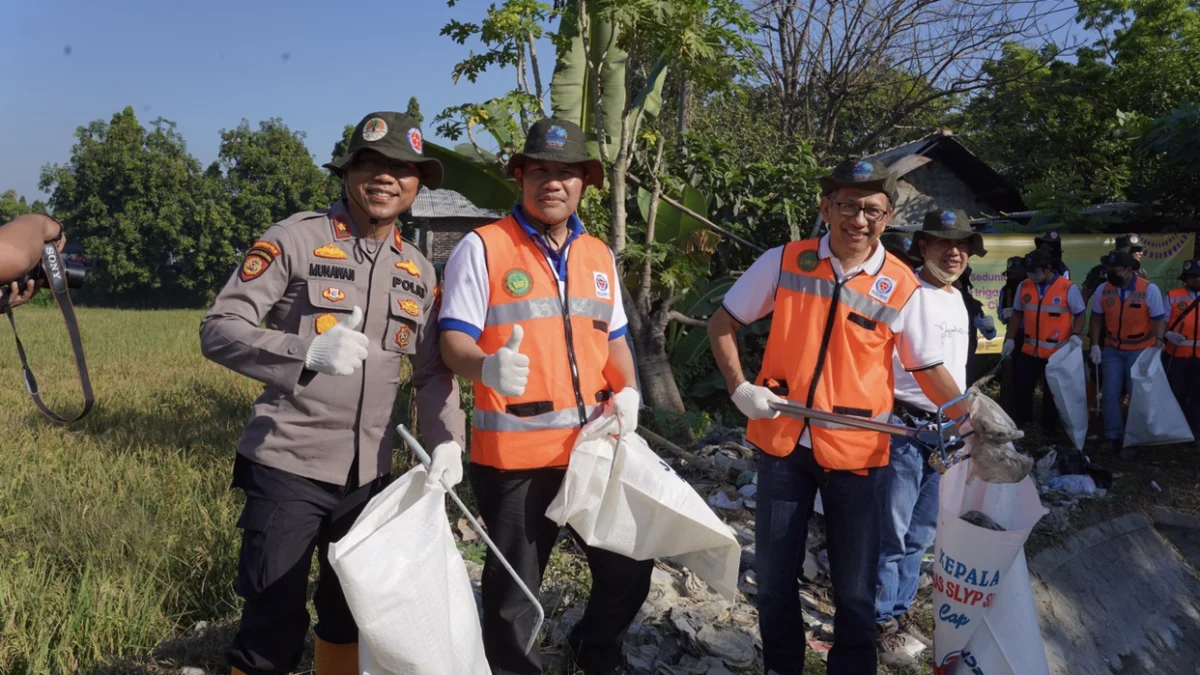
[924,260,965,286]
[1027,271,1046,285]
[1107,271,1127,286]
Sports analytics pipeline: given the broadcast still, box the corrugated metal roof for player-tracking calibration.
[411,187,508,220]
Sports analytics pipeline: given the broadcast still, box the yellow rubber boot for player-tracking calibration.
[314,636,358,675]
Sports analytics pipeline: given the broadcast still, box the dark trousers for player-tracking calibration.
[756,446,882,675]
[227,454,384,675]
[1012,351,1060,432]
[1166,354,1200,439]
[470,464,654,675]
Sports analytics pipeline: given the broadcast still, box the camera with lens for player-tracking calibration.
[1,246,87,304]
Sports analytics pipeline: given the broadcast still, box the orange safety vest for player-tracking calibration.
[471,215,617,469]
[1101,276,1155,350]
[1166,287,1200,359]
[746,240,920,471]
[1018,275,1074,359]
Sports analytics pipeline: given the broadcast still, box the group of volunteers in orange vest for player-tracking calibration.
[998,234,1200,462]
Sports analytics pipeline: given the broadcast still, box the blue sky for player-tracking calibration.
[0,0,554,201]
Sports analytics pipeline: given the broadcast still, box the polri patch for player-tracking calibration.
[798,249,820,272]
[392,277,427,298]
[504,268,533,298]
[250,240,282,260]
[407,128,423,153]
[315,313,338,335]
[869,275,896,303]
[395,259,421,277]
[239,251,271,282]
[397,297,421,317]
[314,243,347,260]
[593,271,611,300]
[396,325,412,348]
[322,287,345,303]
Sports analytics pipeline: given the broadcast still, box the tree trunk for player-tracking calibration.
[623,284,693,444]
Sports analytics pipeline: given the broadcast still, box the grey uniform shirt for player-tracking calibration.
[200,199,465,486]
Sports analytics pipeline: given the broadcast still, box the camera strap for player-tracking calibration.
[2,242,94,423]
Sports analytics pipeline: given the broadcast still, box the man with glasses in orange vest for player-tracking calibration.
[707,159,972,675]
[1001,248,1086,433]
[438,118,645,675]
[1088,249,1166,460]
[1164,259,1200,444]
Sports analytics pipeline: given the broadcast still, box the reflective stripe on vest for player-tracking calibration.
[1167,287,1200,359]
[746,239,920,471]
[1018,276,1073,359]
[1102,277,1154,350]
[471,216,616,470]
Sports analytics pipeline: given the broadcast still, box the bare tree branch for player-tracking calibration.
[667,311,710,328]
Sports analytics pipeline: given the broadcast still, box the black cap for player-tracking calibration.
[506,118,604,190]
[1024,248,1055,270]
[325,112,443,189]
[1116,233,1146,253]
[1180,259,1200,280]
[1006,256,1024,272]
[1103,249,1140,270]
[819,158,898,206]
[1034,231,1063,250]
[909,209,986,258]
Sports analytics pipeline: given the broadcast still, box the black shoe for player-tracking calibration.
[897,612,933,648]
[562,641,628,675]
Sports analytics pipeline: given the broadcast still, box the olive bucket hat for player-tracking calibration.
[324,111,443,189]
[818,158,899,206]
[908,209,987,258]
[506,118,604,190]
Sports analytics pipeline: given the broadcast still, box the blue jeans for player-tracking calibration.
[756,445,881,675]
[1102,347,1144,440]
[875,415,941,625]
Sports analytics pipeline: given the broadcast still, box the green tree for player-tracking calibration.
[0,189,37,223]
[39,107,231,304]
[214,118,335,250]
[406,96,424,125]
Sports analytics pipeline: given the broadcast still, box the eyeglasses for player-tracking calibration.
[833,201,889,223]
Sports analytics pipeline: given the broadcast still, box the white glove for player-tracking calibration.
[1090,345,1102,365]
[304,306,369,376]
[975,315,997,340]
[732,381,783,420]
[1002,339,1015,357]
[999,308,1014,321]
[425,440,464,489]
[612,387,640,434]
[1069,335,1083,348]
[482,325,530,396]
[1166,331,1186,346]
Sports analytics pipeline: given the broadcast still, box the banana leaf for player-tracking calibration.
[637,183,709,244]
[424,141,518,212]
[550,0,627,161]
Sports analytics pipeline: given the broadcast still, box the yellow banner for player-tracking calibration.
[968,233,1196,354]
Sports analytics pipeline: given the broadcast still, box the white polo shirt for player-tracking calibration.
[893,279,969,412]
[438,208,628,341]
[723,235,944,447]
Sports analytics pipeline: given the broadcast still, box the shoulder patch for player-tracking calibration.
[239,251,272,282]
[869,275,897,303]
[395,325,412,348]
[250,240,282,260]
[314,243,348,260]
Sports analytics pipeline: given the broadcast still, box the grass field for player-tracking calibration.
[0,308,254,674]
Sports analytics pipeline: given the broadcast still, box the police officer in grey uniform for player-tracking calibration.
[200,111,466,675]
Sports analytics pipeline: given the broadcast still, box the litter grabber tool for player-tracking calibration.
[768,390,973,466]
[395,425,545,656]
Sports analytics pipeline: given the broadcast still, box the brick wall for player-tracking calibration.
[416,217,493,264]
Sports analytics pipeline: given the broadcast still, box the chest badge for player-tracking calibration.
[869,275,896,303]
[314,243,348,260]
[593,271,611,300]
[315,313,338,335]
[395,325,412,348]
[322,287,345,303]
[395,259,421,277]
[398,297,421,317]
[798,249,820,272]
[504,268,533,298]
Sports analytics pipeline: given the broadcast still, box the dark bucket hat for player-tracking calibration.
[819,158,899,206]
[324,111,443,189]
[1024,248,1056,270]
[506,118,604,190]
[1103,249,1140,270]
[908,209,987,258]
[1005,255,1025,273]
[1116,233,1146,253]
[1034,230,1063,251]
[880,231,919,267]
[1180,259,1200,280]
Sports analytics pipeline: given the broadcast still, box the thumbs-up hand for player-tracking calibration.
[482,324,531,396]
[304,306,370,376]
